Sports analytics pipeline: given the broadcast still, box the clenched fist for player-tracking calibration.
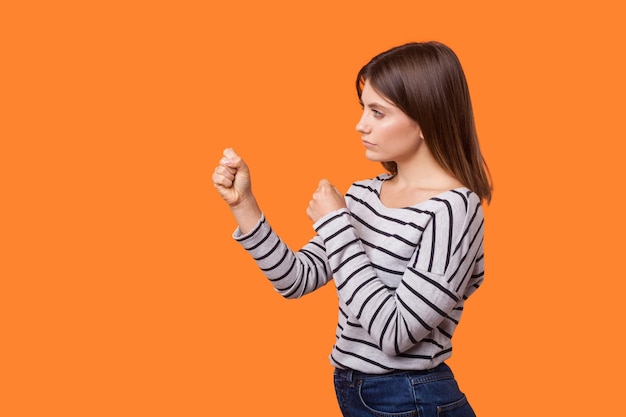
[212,148,252,207]
[306,179,347,223]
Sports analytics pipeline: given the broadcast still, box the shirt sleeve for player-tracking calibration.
[314,198,485,355]
[233,213,333,298]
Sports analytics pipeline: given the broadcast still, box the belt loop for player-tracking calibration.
[347,369,354,382]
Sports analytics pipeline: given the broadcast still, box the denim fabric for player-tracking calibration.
[333,363,475,417]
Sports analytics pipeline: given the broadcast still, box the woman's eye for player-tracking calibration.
[372,109,383,117]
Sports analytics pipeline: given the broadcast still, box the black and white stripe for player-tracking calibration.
[234,174,485,374]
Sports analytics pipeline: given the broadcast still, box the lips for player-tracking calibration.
[362,140,377,149]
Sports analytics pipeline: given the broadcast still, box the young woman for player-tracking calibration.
[212,41,492,417]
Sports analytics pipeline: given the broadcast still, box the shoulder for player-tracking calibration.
[423,188,483,228]
[431,188,481,212]
[415,189,485,274]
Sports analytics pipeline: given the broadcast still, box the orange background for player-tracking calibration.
[2,1,625,415]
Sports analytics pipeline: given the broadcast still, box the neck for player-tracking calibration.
[393,146,462,190]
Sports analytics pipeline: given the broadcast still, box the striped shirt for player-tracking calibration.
[234,174,485,374]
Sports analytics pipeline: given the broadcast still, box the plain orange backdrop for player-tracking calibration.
[2,1,625,416]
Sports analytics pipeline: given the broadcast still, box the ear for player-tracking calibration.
[413,121,424,141]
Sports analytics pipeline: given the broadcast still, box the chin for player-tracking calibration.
[364,150,385,162]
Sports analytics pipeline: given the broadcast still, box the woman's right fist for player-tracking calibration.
[212,148,252,207]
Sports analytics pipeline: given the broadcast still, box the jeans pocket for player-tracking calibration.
[358,377,417,417]
[437,395,475,417]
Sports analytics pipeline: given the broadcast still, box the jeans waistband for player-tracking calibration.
[334,362,453,384]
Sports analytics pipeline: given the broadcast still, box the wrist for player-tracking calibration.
[229,194,262,235]
[229,193,258,213]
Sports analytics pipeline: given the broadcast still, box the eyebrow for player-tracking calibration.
[360,100,394,110]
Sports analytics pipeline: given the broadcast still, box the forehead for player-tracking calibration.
[361,80,396,107]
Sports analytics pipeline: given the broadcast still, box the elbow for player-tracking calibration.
[377,322,431,356]
[379,338,419,356]
[379,342,399,356]
[279,290,303,300]
[276,281,305,299]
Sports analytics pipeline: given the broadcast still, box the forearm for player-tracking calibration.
[234,214,332,299]
[229,194,262,235]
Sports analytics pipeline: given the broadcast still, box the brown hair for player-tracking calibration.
[356,42,492,203]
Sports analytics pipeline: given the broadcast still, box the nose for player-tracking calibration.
[356,112,370,134]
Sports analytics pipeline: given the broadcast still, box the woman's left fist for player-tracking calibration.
[306,179,347,223]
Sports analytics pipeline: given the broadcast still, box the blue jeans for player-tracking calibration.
[333,363,475,417]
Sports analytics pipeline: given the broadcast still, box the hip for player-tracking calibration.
[333,363,475,417]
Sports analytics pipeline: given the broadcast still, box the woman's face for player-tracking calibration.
[356,81,424,165]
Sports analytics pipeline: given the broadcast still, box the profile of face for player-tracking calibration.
[356,80,424,165]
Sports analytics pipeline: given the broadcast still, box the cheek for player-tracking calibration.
[376,118,421,144]
[395,122,422,142]
[378,121,400,138]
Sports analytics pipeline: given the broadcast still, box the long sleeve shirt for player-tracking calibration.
[233,174,485,374]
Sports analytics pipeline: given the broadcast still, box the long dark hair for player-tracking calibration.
[356,42,492,203]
